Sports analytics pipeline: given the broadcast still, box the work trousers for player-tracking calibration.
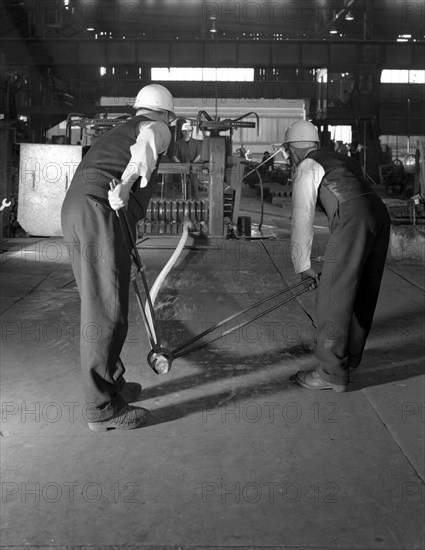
[316,195,391,385]
[61,184,137,421]
[189,174,200,200]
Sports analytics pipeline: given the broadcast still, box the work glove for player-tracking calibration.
[108,180,130,210]
[300,268,320,291]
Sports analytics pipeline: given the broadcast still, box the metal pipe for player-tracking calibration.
[244,147,284,179]
[256,168,264,232]
[145,221,190,334]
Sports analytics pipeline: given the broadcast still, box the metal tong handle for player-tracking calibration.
[172,277,316,359]
[109,179,161,349]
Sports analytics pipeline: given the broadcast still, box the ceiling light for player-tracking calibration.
[345,10,354,21]
[86,27,95,31]
[329,10,338,34]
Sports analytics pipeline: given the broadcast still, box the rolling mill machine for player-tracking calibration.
[140,109,260,238]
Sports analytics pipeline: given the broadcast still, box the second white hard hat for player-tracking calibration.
[284,120,320,144]
[181,122,192,131]
[134,84,175,117]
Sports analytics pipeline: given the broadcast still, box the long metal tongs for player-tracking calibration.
[171,277,316,359]
[109,180,162,351]
[110,179,316,371]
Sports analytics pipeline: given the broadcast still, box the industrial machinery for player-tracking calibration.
[16,110,258,238]
[17,143,82,236]
[66,113,132,146]
[141,110,259,237]
[383,140,425,225]
[16,114,129,236]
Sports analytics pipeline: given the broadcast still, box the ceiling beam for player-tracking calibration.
[1,38,424,69]
[15,80,317,115]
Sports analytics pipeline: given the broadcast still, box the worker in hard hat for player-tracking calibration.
[284,120,391,392]
[172,121,202,199]
[61,84,174,431]
[236,143,247,158]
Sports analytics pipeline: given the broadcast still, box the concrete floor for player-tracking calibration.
[1,187,424,550]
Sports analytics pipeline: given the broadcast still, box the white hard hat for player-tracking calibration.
[284,120,320,144]
[181,122,192,131]
[134,84,175,116]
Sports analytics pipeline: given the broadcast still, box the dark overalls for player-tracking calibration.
[61,116,160,420]
[307,150,391,385]
[173,138,201,199]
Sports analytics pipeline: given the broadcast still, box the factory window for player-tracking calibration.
[151,68,254,81]
[380,70,425,84]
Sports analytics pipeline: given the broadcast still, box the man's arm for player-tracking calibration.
[122,121,171,187]
[109,121,171,210]
[291,158,324,275]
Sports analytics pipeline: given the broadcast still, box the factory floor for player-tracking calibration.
[1,186,424,550]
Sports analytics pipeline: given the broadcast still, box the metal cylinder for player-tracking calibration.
[237,216,251,237]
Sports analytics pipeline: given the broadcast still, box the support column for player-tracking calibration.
[208,136,225,237]
[0,125,12,249]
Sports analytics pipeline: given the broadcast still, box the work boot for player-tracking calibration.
[291,369,347,393]
[120,382,143,403]
[88,405,150,432]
